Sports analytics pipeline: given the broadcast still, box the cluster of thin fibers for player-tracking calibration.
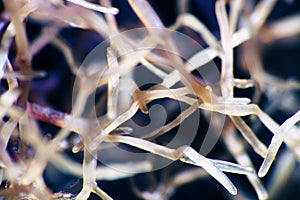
[0,0,300,199]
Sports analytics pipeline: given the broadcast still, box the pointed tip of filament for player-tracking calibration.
[67,0,119,15]
[110,7,119,15]
[258,167,267,178]
[230,186,238,195]
[217,175,237,195]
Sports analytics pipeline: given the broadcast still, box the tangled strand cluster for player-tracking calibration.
[0,0,300,199]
